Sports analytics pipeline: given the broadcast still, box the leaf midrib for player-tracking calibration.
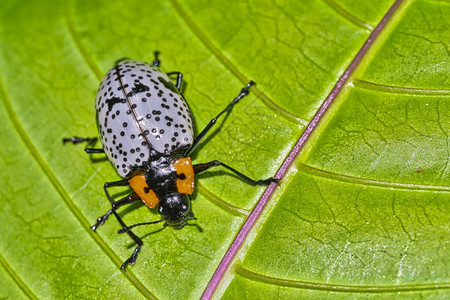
[199,0,429,298]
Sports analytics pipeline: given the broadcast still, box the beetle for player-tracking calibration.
[64,52,277,269]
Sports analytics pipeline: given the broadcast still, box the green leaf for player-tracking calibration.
[0,0,448,299]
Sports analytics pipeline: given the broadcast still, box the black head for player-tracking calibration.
[158,193,193,228]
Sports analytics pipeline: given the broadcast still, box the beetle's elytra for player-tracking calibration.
[64,52,277,269]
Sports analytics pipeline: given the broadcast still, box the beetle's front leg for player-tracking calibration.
[91,191,140,231]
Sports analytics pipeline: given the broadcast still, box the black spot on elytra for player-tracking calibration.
[105,97,125,111]
[126,82,150,97]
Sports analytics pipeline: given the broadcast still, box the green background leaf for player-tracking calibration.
[0,0,448,299]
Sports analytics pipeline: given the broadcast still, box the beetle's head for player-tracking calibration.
[158,193,194,228]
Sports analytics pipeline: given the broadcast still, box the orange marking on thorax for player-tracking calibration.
[173,157,195,195]
[129,173,159,208]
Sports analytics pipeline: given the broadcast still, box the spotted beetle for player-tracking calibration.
[64,52,277,269]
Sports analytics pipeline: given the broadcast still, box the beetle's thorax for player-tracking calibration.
[127,155,195,226]
[142,156,194,227]
[144,156,178,197]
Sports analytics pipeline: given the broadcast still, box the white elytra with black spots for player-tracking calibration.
[96,59,194,177]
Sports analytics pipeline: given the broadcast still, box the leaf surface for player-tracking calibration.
[0,0,448,299]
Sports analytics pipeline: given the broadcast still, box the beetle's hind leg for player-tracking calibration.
[115,57,130,65]
[186,81,255,156]
[166,72,183,92]
[63,136,104,153]
[194,160,279,186]
[153,51,160,67]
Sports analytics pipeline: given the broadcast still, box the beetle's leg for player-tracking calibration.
[112,204,144,270]
[153,51,160,67]
[91,192,140,231]
[101,179,137,238]
[63,136,104,153]
[186,81,255,156]
[193,160,278,186]
[96,183,144,270]
[114,57,130,66]
[166,72,183,92]
[103,179,130,204]
[112,209,144,270]
[93,179,134,229]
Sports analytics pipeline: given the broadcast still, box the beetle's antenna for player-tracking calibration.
[184,216,203,232]
[117,218,165,234]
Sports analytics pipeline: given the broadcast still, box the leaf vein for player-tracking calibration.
[64,0,103,80]
[0,75,128,298]
[197,183,249,217]
[0,251,38,299]
[298,163,450,192]
[354,79,450,96]
[0,14,157,300]
[235,265,450,292]
[184,0,415,298]
[323,0,374,31]
[168,0,308,126]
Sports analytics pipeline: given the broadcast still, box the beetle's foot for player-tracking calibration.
[121,245,142,270]
[255,177,280,186]
[91,210,112,231]
[63,136,97,145]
